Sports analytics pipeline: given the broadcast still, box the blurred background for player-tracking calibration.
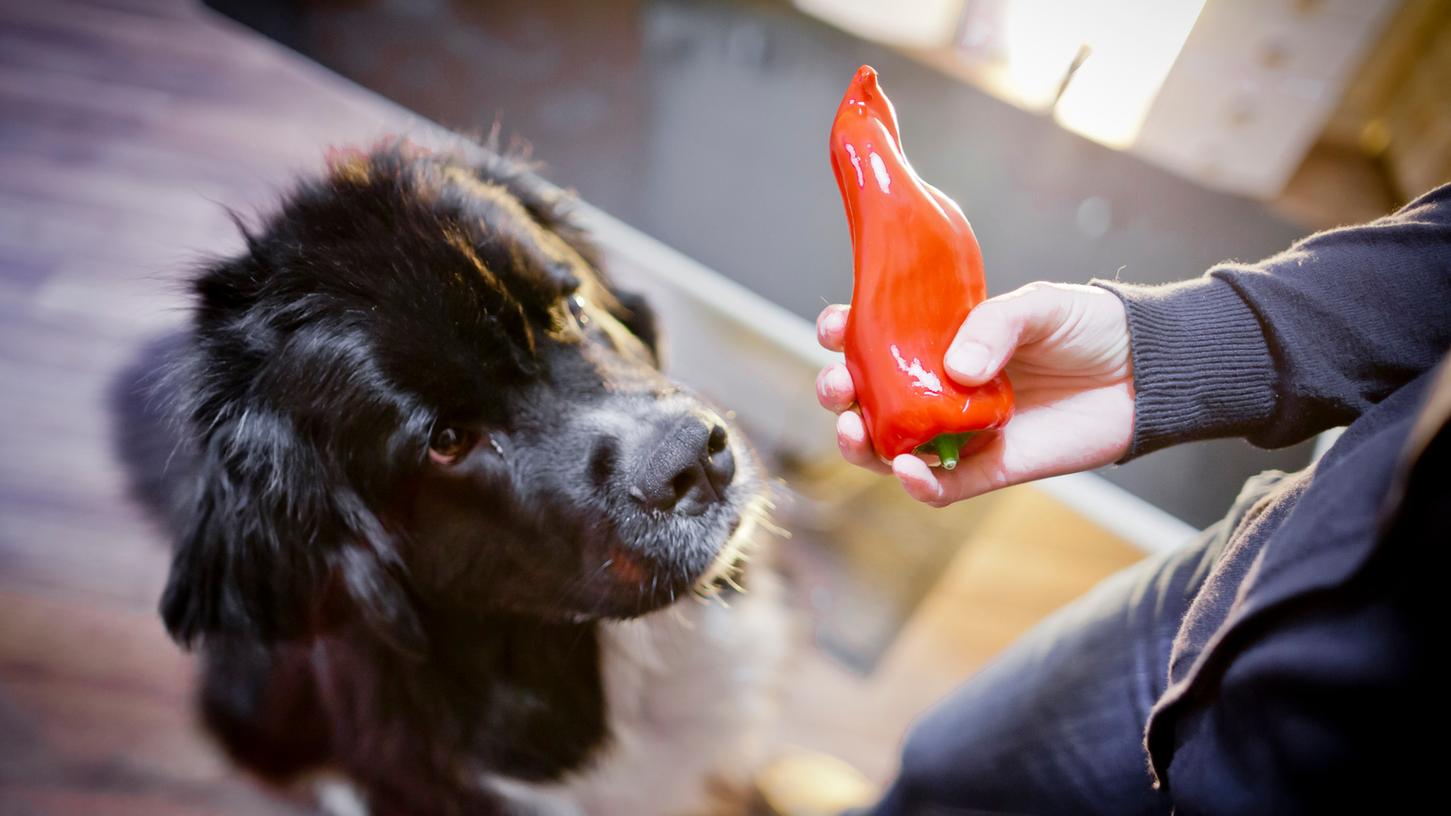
[206,0,1451,530]
[2,0,1448,812]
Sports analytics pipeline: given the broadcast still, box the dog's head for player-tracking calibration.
[161,143,762,654]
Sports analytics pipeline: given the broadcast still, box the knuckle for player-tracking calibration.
[1020,282,1065,309]
[1022,280,1070,306]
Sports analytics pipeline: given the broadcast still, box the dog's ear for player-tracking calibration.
[329,495,428,657]
[159,425,329,646]
[160,403,429,655]
[161,256,427,655]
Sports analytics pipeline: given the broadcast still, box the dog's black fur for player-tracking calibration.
[115,143,759,815]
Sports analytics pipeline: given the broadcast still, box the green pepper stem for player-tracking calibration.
[935,435,961,470]
[918,432,975,470]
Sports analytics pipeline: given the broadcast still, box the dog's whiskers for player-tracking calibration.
[690,491,785,606]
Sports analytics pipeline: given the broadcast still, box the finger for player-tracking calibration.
[892,454,945,505]
[836,410,891,475]
[815,365,856,413]
[944,283,1070,386]
[816,304,850,352]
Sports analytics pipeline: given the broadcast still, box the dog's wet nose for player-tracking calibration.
[630,417,735,515]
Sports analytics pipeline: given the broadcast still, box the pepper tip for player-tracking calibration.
[853,65,879,95]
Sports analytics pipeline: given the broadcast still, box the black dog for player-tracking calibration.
[117,142,783,816]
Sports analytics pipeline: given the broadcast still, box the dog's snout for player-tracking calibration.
[629,417,735,515]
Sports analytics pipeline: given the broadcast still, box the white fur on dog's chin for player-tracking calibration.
[485,565,787,815]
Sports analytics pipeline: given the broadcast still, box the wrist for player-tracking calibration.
[1090,276,1276,461]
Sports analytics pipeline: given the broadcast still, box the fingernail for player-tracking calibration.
[894,455,942,499]
[825,367,852,396]
[946,342,990,379]
[838,411,863,442]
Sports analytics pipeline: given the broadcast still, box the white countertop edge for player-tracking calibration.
[573,203,840,371]
[1034,472,1200,555]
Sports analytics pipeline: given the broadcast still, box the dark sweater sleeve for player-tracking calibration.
[1093,183,1451,460]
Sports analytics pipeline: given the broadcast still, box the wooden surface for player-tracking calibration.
[0,1,1146,812]
[771,484,1147,784]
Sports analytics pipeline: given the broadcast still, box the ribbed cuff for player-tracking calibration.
[1091,276,1277,461]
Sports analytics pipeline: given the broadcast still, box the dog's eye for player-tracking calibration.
[428,426,478,465]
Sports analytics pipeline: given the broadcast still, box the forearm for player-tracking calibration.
[1095,184,1451,459]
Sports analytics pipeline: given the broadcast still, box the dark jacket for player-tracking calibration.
[1095,184,1451,814]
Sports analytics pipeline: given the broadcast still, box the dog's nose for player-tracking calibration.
[629,417,735,515]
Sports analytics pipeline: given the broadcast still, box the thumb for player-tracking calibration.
[944,283,1068,385]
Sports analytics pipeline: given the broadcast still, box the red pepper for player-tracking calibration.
[829,65,1014,469]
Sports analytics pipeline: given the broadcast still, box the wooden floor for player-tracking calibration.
[0,1,1146,812]
[0,1,428,812]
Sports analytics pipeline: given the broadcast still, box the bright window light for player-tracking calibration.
[989,0,1208,149]
[1051,0,1207,148]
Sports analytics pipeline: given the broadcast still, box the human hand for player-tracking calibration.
[815,282,1134,506]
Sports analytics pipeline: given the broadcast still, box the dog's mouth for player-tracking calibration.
[583,486,773,619]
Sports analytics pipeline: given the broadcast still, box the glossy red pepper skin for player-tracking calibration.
[829,65,1014,465]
